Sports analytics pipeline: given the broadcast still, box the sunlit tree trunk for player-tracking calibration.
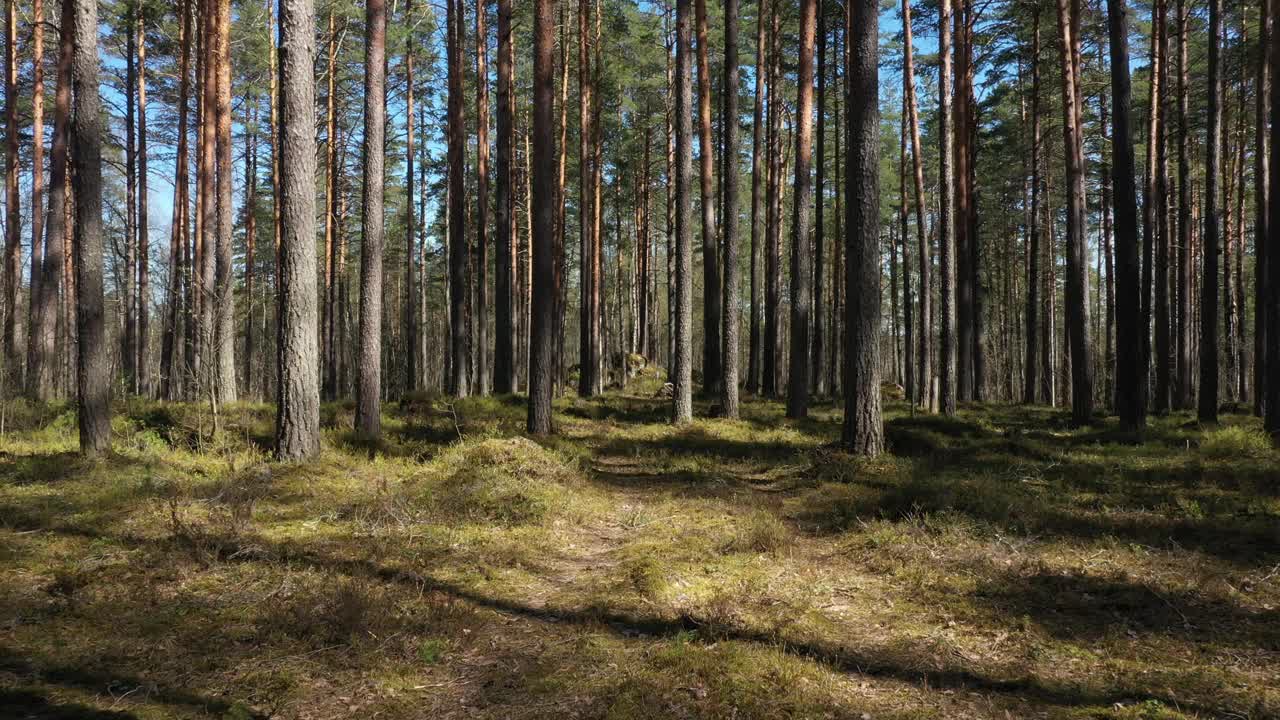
[939,0,957,415]
[70,0,110,454]
[528,0,557,434]
[275,0,321,459]
[844,0,883,454]
[720,0,741,417]
[356,0,387,438]
[673,0,694,423]
[29,0,70,402]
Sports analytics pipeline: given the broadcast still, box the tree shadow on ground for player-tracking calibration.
[972,566,1280,650]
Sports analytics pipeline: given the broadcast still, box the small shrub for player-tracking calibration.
[726,510,790,554]
[1199,426,1273,460]
[422,437,579,525]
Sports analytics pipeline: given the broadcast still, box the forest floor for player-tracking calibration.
[1,371,1278,720]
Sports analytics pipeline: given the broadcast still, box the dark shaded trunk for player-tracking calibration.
[1024,6,1042,404]
[1257,0,1271,417]
[1107,0,1146,429]
[1055,0,1095,425]
[475,0,490,396]
[494,0,515,394]
[1175,0,1192,409]
[695,0,721,396]
[447,0,470,397]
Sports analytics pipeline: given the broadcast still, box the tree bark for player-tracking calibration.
[355,0,386,438]
[475,0,490,396]
[1175,0,1192,409]
[212,0,236,402]
[1055,0,1094,425]
[843,0,883,454]
[813,0,828,399]
[1024,6,1042,404]
[528,0,557,434]
[903,0,931,410]
[763,0,782,398]
[673,0,694,423]
[243,99,257,400]
[1154,0,1172,413]
[137,11,150,395]
[746,0,766,395]
[1198,0,1221,423]
[29,0,70,402]
[323,10,339,399]
[5,0,20,380]
[25,0,45,397]
[787,0,817,418]
[578,0,599,398]
[719,0,741,417]
[695,0,721,396]
[939,0,957,416]
[275,0,321,460]
[447,0,470,397]
[404,0,419,393]
[70,0,111,455]
[494,0,515,394]
[1267,0,1280,437]
[1107,0,1146,429]
[1257,0,1271,417]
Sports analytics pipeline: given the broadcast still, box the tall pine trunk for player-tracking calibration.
[276,0,320,459]
[1198,0,1222,422]
[673,0,694,423]
[720,0,741,417]
[746,0,766,395]
[939,0,958,415]
[28,0,71,402]
[494,0,515,394]
[527,0,557,434]
[787,0,817,418]
[843,0,883,454]
[695,0,721,396]
[447,0,470,397]
[475,0,490,396]
[70,0,111,454]
[1055,0,1095,425]
[1107,0,1146,429]
[356,0,387,439]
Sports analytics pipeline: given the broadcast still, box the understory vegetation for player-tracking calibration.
[1,375,1278,719]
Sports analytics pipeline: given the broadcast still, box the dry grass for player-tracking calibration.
[0,392,1277,719]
